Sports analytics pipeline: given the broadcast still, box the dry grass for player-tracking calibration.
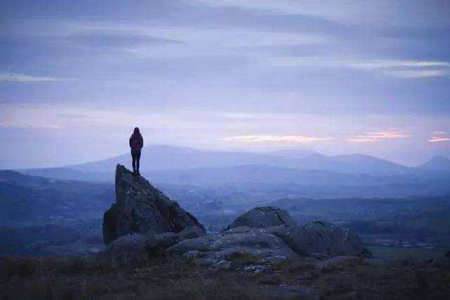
[0,255,274,300]
[226,252,261,265]
[1,254,449,300]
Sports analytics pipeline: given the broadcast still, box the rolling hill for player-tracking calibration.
[0,170,113,225]
[419,155,450,171]
[19,145,417,183]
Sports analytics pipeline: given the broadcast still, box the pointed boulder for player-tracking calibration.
[103,165,205,244]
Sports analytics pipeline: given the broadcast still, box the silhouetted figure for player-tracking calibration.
[129,127,144,175]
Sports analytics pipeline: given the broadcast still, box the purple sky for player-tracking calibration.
[1,0,450,168]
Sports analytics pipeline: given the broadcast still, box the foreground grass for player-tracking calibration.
[1,254,449,300]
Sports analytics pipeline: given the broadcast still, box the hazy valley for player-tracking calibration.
[1,146,449,259]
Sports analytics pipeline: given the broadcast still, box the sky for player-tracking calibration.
[1,0,449,168]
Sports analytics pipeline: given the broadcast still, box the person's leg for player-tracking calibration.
[131,151,137,173]
[136,150,141,175]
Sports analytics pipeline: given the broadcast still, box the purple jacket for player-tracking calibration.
[129,132,143,151]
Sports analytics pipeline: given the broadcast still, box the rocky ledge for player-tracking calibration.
[102,164,205,244]
[101,165,370,267]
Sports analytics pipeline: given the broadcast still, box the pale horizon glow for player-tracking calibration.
[223,135,334,144]
[347,131,411,143]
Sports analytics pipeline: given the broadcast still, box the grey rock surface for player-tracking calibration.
[166,208,368,267]
[101,225,205,265]
[229,206,296,229]
[103,165,205,244]
[269,221,367,257]
[229,207,367,257]
[167,226,298,267]
[100,233,149,265]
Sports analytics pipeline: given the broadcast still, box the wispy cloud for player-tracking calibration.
[0,104,238,132]
[0,122,61,129]
[192,0,450,27]
[429,131,450,143]
[347,131,410,143]
[80,23,325,47]
[351,60,450,69]
[382,70,450,78]
[223,135,333,144]
[0,73,66,83]
[433,131,447,135]
[267,57,450,78]
[429,137,450,143]
[123,28,325,60]
[193,0,308,16]
[355,60,450,78]
[75,23,326,62]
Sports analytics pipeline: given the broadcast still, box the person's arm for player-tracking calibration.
[129,136,132,148]
[139,135,144,149]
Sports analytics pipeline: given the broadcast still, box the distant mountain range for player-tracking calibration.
[14,145,450,188]
[418,155,450,171]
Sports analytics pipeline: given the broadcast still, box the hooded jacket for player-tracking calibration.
[129,129,143,151]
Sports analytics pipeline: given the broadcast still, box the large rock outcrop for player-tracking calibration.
[166,207,369,268]
[101,170,369,268]
[103,165,205,244]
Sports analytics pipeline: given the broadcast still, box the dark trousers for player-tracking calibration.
[131,150,141,173]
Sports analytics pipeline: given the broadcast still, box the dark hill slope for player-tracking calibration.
[419,155,450,171]
[0,170,113,225]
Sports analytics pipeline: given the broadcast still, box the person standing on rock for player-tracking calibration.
[129,127,144,176]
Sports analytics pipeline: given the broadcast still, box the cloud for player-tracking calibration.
[0,73,66,82]
[353,60,450,69]
[433,131,447,135]
[354,60,450,78]
[192,0,319,16]
[80,23,325,45]
[75,25,325,63]
[382,70,450,78]
[266,57,450,78]
[120,31,326,63]
[0,121,61,129]
[268,57,450,69]
[223,135,333,144]
[192,0,450,28]
[68,31,182,48]
[223,113,257,119]
[429,137,450,143]
[429,131,450,143]
[0,104,236,132]
[347,131,410,143]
